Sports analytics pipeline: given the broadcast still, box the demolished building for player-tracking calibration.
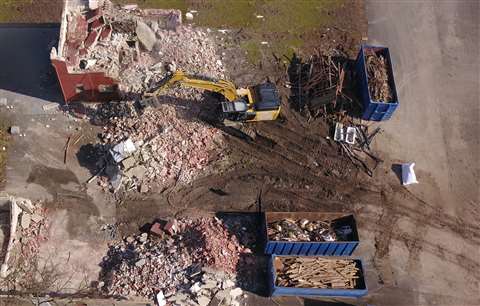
[51,0,182,102]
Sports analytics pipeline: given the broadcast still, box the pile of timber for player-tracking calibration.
[288,52,347,115]
[275,257,360,289]
[365,50,393,103]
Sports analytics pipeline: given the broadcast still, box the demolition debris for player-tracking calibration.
[365,49,393,103]
[0,194,48,290]
[52,0,226,101]
[93,100,224,191]
[275,257,360,289]
[288,51,350,117]
[267,218,352,242]
[101,217,252,300]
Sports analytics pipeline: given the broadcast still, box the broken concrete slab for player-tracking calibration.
[15,197,34,214]
[135,258,146,267]
[197,296,211,306]
[21,213,31,229]
[136,21,156,51]
[31,214,44,223]
[229,288,243,298]
[125,165,147,180]
[121,156,136,170]
[42,103,59,111]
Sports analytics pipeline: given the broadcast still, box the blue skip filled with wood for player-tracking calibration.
[356,44,399,121]
[269,255,368,298]
[264,212,359,256]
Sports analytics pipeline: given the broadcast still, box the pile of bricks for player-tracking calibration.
[100,217,252,300]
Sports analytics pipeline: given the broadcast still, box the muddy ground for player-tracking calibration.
[0,1,478,306]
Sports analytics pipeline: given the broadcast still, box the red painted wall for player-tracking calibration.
[51,59,120,103]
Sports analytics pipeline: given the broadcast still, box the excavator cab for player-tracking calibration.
[221,82,281,122]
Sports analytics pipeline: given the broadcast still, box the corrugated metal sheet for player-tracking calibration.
[356,44,399,121]
[263,212,359,256]
[269,255,368,297]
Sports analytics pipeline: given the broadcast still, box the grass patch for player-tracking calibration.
[0,0,31,22]
[241,40,262,64]
[111,0,340,63]
[114,0,188,12]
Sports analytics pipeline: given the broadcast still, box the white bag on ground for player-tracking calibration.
[402,162,418,185]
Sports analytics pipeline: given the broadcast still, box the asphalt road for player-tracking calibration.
[366,1,479,305]
[367,0,479,214]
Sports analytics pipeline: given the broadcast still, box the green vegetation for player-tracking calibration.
[113,0,339,64]
[114,0,188,12]
[0,0,31,22]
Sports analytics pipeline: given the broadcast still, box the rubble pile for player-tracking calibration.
[0,195,48,290]
[97,102,223,191]
[65,0,225,96]
[275,257,360,289]
[18,206,48,260]
[365,50,393,102]
[183,217,252,273]
[101,217,251,300]
[267,218,352,242]
[168,269,244,306]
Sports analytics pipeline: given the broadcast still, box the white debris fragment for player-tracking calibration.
[156,291,167,306]
[109,138,136,163]
[136,21,157,51]
[122,4,138,10]
[402,162,418,185]
[185,12,194,20]
[256,15,264,18]
[9,126,20,135]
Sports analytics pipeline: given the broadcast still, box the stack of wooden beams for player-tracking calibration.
[275,257,360,289]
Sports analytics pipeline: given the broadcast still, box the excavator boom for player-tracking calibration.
[150,70,239,102]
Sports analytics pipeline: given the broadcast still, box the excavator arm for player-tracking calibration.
[149,70,239,102]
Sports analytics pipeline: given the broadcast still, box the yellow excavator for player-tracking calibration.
[139,70,281,123]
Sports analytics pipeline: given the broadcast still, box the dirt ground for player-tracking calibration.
[0,1,478,306]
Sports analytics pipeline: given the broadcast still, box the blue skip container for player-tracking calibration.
[269,255,368,298]
[356,44,399,121]
[264,212,359,256]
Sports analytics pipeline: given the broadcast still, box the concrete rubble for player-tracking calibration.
[100,217,251,303]
[61,1,230,192]
[0,194,48,285]
[93,100,224,191]
[57,0,225,98]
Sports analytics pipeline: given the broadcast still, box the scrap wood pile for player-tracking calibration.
[275,257,360,289]
[267,218,352,242]
[365,49,394,103]
[287,51,354,118]
[334,121,383,177]
[100,217,253,301]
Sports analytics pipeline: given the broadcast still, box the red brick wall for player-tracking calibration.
[51,59,120,103]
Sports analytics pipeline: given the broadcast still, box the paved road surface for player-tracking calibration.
[366,1,479,305]
[368,0,479,214]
